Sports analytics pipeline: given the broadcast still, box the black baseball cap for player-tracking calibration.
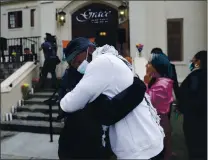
[63,37,95,62]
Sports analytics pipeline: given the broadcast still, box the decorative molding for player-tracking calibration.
[119,18,128,25]
[1,0,34,5]
[58,0,123,12]
[40,1,53,4]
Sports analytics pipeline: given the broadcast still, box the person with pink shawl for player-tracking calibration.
[144,53,174,160]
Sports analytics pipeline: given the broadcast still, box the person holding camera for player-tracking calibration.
[39,33,59,88]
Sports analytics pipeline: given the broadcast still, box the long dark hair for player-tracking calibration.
[148,53,173,89]
[151,48,163,54]
[194,50,207,70]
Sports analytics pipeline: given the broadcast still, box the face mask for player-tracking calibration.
[189,62,194,71]
[77,48,89,74]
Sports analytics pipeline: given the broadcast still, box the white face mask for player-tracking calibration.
[77,48,89,74]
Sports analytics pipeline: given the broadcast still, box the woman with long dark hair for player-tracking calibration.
[150,48,179,120]
[144,53,174,160]
[178,51,207,160]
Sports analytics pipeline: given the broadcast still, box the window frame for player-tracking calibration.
[30,9,36,27]
[8,11,23,29]
[167,18,184,62]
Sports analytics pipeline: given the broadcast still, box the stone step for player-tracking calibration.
[30,92,58,98]
[1,119,64,134]
[24,97,59,105]
[13,111,59,122]
[17,105,59,114]
[36,88,56,93]
[1,131,19,141]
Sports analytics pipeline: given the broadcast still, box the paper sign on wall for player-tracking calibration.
[62,40,70,48]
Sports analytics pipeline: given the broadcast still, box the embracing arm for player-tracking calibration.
[60,56,113,113]
[58,71,68,101]
[89,76,146,126]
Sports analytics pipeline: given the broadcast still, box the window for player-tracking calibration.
[8,11,22,29]
[30,9,35,27]
[167,18,183,61]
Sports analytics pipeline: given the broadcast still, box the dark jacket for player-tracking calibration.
[171,63,179,100]
[178,69,207,117]
[58,67,83,101]
[58,67,146,159]
[41,41,56,60]
[178,69,207,159]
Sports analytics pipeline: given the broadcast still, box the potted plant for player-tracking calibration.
[21,83,30,100]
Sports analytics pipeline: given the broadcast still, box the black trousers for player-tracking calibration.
[168,103,173,120]
[40,58,57,88]
[58,113,114,160]
[183,116,207,160]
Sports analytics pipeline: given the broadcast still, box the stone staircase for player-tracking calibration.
[1,89,64,134]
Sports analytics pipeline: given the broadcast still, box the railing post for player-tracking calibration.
[20,38,23,65]
[49,103,53,142]
[44,88,58,143]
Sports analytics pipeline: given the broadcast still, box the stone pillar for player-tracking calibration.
[129,1,148,59]
[146,2,167,54]
[39,2,56,67]
[56,11,71,78]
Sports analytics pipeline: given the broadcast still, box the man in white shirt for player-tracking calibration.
[60,45,164,159]
[58,39,147,159]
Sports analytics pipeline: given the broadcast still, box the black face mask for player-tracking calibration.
[87,54,92,62]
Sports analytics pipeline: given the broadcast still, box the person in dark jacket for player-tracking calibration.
[178,50,207,160]
[58,37,147,159]
[39,33,57,88]
[151,48,179,119]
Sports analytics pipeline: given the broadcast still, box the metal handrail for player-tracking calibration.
[43,88,59,142]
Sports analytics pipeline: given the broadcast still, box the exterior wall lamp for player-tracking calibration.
[118,2,128,20]
[56,10,66,26]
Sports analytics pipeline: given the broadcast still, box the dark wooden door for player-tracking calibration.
[72,3,118,48]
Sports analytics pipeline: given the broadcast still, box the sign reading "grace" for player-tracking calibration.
[75,9,112,24]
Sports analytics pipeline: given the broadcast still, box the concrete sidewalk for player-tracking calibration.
[1,132,59,159]
[1,154,36,159]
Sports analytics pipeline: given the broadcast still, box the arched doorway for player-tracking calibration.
[72,3,118,47]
